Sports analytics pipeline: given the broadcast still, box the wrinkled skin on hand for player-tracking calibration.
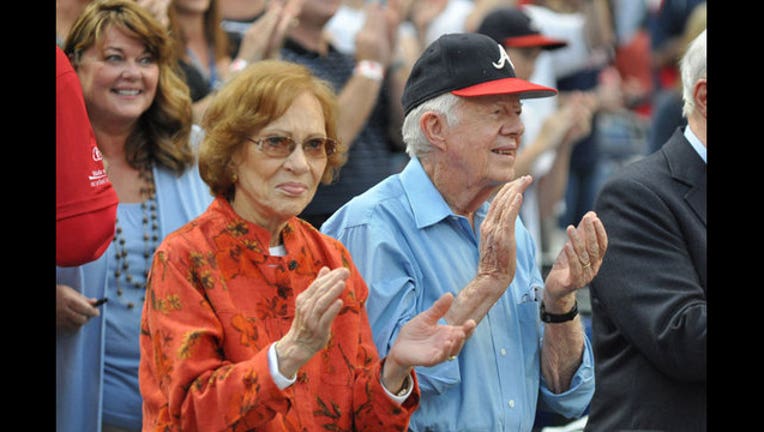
[545,211,608,303]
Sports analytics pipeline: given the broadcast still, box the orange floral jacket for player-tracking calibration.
[139,196,420,431]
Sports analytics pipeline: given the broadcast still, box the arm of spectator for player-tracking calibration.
[407,0,447,48]
[582,0,616,56]
[541,211,607,393]
[56,45,119,266]
[536,91,596,219]
[513,107,572,180]
[134,0,171,28]
[444,177,532,326]
[233,0,304,66]
[187,0,303,123]
[382,0,414,151]
[335,2,393,147]
[386,21,420,151]
[57,209,118,266]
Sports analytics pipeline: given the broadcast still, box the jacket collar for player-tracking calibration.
[664,128,706,226]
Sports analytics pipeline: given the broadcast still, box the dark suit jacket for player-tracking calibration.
[585,128,706,432]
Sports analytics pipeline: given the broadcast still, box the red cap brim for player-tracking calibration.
[452,77,557,99]
[504,35,568,50]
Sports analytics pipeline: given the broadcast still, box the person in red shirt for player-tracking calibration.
[56,44,119,267]
[139,59,476,431]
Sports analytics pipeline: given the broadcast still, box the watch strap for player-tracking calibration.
[540,300,578,323]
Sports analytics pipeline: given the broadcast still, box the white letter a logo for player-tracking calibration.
[492,44,514,71]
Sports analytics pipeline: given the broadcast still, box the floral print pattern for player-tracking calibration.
[139,197,419,431]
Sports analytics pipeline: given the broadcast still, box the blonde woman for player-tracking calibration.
[57,1,213,430]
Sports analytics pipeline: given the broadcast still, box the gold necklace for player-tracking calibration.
[112,164,159,310]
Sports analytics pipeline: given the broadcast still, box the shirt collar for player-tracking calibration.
[211,195,302,253]
[399,157,456,229]
[684,125,706,164]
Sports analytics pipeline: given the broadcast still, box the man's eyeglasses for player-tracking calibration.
[246,135,338,159]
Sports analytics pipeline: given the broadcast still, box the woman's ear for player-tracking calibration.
[228,148,243,183]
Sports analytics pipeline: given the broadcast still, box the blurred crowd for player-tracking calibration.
[57,0,707,266]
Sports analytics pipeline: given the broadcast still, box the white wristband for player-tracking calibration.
[354,60,385,82]
[230,58,249,74]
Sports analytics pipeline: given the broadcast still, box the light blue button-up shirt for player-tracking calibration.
[322,157,593,432]
[684,124,706,164]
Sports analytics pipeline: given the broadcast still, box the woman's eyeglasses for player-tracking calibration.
[247,135,338,159]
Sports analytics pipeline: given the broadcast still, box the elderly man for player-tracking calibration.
[584,29,707,432]
[322,32,608,431]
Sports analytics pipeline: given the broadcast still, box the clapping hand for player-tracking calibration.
[275,266,348,378]
[544,211,608,301]
[389,292,476,367]
[383,292,477,393]
[477,175,533,288]
[236,0,304,64]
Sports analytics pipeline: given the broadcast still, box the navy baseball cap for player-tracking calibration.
[401,32,557,115]
[477,7,568,50]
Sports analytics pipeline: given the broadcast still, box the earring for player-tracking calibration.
[231,173,238,183]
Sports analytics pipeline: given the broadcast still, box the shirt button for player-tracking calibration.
[508,400,515,408]
[500,348,507,356]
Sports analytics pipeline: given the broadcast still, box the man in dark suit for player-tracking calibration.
[584,29,706,432]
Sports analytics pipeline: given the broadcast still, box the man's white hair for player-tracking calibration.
[680,29,706,118]
[402,93,461,159]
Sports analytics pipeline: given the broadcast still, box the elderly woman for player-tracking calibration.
[57,1,213,431]
[138,60,476,431]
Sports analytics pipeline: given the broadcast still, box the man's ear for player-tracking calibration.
[420,111,448,152]
[694,78,707,118]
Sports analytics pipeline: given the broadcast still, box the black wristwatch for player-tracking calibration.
[540,300,579,323]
